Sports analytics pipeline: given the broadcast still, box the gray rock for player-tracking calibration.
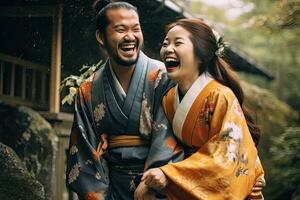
[0,142,45,200]
[0,104,58,200]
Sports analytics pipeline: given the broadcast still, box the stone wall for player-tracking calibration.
[0,104,58,200]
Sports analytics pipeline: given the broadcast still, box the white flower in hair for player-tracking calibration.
[212,29,229,57]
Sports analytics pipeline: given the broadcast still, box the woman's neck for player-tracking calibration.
[177,74,199,95]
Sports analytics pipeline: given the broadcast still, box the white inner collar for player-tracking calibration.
[109,62,126,97]
[172,72,214,141]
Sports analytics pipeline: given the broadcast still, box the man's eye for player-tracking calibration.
[133,28,141,32]
[116,29,125,33]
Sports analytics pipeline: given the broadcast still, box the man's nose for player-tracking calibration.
[124,31,135,41]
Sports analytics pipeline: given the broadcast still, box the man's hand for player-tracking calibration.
[134,181,156,200]
[141,168,168,190]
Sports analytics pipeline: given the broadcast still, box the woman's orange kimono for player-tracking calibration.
[161,73,265,200]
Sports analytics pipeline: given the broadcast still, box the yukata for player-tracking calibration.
[66,52,183,200]
[160,73,266,200]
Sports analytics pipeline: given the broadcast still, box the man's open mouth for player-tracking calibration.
[119,43,136,53]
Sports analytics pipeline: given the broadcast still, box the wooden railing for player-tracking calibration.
[0,53,50,110]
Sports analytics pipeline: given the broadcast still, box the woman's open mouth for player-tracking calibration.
[165,57,180,72]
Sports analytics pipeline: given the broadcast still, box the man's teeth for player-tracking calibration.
[121,44,135,49]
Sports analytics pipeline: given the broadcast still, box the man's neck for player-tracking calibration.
[110,60,136,93]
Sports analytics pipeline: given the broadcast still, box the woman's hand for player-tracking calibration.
[142,168,169,190]
[134,181,156,200]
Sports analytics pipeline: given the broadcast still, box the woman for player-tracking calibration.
[139,19,266,200]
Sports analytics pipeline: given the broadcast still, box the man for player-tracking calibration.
[66,1,182,200]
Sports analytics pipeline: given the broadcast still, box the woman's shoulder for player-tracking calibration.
[206,80,237,103]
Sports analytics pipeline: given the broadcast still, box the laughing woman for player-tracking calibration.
[140,19,266,200]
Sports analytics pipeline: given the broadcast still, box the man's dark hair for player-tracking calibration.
[93,0,138,33]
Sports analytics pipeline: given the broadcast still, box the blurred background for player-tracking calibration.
[0,0,299,199]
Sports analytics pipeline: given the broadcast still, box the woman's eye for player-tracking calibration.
[175,42,183,46]
[162,42,168,47]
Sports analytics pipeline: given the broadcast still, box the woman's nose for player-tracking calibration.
[165,44,175,53]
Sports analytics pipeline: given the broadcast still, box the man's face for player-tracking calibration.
[101,8,143,67]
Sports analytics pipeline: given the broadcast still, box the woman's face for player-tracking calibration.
[160,25,200,83]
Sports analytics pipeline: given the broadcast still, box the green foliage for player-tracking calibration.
[60,60,105,105]
[241,81,298,164]
[243,0,300,30]
[266,127,300,200]
[232,0,300,111]
[189,0,300,112]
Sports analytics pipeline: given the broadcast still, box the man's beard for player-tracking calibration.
[114,51,140,66]
[104,39,142,67]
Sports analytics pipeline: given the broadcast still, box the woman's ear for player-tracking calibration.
[198,58,203,66]
[95,30,105,46]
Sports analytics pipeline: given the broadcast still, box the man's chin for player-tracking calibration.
[116,54,139,67]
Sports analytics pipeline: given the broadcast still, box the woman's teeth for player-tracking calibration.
[165,58,178,62]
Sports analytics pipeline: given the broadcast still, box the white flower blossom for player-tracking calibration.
[224,122,243,142]
[139,94,152,136]
[68,163,80,184]
[226,142,237,162]
[85,159,93,165]
[69,145,78,155]
[94,103,106,125]
[95,172,101,180]
[233,98,244,119]
[154,71,162,89]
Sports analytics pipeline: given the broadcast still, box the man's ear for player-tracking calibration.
[96,30,105,46]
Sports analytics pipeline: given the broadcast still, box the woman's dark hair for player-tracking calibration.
[166,18,261,145]
[93,0,138,33]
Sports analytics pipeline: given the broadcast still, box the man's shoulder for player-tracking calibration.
[148,58,165,72]
[79,66,105,89]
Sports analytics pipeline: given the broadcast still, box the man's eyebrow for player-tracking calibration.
[113,24,126,28]
[113,23,140,29]
[132,23,141,27]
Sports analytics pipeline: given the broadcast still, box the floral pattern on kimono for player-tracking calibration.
[161,75,265,200]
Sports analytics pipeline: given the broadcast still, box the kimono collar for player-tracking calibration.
[173,72,214,141]
[108,61,126,98]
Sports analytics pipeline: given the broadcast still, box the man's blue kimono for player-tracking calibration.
[66,52,183,200]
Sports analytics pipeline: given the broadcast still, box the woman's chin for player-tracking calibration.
[166,71,178,81]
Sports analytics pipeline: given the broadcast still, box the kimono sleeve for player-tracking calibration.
[160,90,266,200]
[144,70,184,169]
[66,86,109,200]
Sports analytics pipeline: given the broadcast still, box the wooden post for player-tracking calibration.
[0,61,3,95]
[49,4,63,113]
[21,68,26,99]
[41,72,46,103]
[10,64,15,96]
[31,70,36,101]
